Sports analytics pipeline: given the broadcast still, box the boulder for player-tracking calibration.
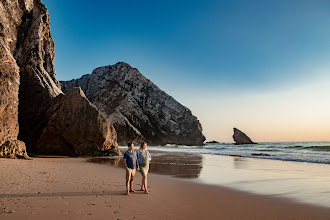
[61,62,206,146]
[206,141,219,144]
[233,128,257,145]
[37,87,120,156]
[251,153,270,156]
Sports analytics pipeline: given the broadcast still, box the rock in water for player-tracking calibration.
[0,0,120,156]
[37,88,120,156]
[61,62,206,146]
[206,141,219,144]
[233,128,256,145]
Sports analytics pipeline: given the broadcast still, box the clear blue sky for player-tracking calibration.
[43,0,330,142]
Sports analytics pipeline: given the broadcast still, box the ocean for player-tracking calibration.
[147,141,330,164]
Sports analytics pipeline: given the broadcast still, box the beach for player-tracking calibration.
[1,155,330,220]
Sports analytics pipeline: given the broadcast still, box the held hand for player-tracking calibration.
[137,167,140,171]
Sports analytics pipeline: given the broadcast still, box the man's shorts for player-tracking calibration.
[126,168,136,181]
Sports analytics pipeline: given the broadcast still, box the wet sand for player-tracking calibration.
[87,151,203,178]
[1,156,330,219]
[89,150,330,208]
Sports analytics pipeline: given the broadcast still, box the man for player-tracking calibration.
[123,143,139,195]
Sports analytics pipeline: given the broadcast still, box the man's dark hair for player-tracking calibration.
[128,143,132,148]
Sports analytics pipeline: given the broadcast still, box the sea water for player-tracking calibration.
[147,141,330,164]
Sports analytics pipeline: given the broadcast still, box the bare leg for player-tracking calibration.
[126,180,130,195]
[140,177,145,191]
[142,176,146,191]
[129,175,135,192]
[144,176,149,194]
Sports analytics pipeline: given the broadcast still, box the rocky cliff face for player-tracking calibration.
[233,128,256,145]
[37,88,119,156]
[0,0,33,159]
[0,0,119,157]
[14,0,62,152]
[61,62,206,146]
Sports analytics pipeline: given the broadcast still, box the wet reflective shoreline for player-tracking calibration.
[87,151,203,179]
[87,149,330,208]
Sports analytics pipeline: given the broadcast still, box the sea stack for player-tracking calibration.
[0,0,120,157]
[61,62,206,146]
[233,128,257,145]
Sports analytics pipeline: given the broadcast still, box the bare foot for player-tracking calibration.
[129,189,135,192]
[144,190,149,194]
[126,192,130,195]
[139,188,145,191]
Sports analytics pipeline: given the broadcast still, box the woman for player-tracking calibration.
[137,142,151,194]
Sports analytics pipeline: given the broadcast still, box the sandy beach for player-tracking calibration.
[1,156,330,220]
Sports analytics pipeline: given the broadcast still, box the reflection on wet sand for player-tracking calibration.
[87,151,203,179]
[233,157,249,169]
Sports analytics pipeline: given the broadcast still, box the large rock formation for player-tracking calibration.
[14,0,62,152]
[0,0,32,159]
[37,88,119,156]
[0,0,120,156]
[233,128,257,145]
[61,62,206,146]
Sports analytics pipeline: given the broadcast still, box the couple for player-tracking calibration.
[123,142,151,195]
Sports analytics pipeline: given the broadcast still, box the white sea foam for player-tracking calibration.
[147,142,330,164]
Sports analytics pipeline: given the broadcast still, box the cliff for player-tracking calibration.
[61,62,206,146]
[0,0,33,158]
[0,0,119,157]
[233,128,257,145]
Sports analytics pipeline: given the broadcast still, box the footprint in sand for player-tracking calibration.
[1,208,15,214]
[27,211,37,215]
[113,210,119,214]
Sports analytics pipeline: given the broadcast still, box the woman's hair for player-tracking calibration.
[140,142,147,150]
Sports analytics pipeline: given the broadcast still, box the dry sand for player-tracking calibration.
[0,157,329,220]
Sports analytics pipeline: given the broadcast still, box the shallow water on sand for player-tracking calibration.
[199,154,330,208]
[87,151,203,178]
[88,149,330,208]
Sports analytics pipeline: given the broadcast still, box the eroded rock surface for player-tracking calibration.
[14,0,62,152]
[0,0,33,158]
[233,128,257,145]
[38,88,120,156]
[0,0,120,156]
[61,62,206,146]
[0,140,29,159]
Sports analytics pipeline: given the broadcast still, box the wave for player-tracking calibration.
[285,145,330,151]
[306,146,330,151]
[254,149,281,152]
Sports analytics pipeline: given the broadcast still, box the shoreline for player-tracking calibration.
[92,149,330,209]
[1,157,330,219]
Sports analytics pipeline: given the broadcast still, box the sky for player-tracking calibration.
[42,0,330,142]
